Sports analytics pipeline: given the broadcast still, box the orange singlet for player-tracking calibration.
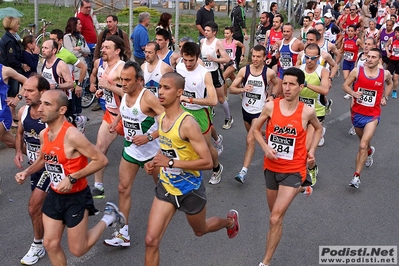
[264,98,308,181]
[42,121,88,193]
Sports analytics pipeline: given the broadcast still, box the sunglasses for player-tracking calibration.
[304,54,319,61]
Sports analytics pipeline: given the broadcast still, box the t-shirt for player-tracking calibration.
[131,24,149,59]
[76,12,97,44]
[196,6,214,37]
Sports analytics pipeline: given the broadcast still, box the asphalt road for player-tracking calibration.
[1,62,399,266]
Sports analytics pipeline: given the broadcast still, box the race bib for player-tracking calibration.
[344,51,354,61]
[357,88,376,107]
[244,92,262,108]
[123,120,143,142]
[203,58,212,69]
[280,56,293,69]
[299,96,315,109]
[380,41,387,49]
[103,89,114,103]
[392,47,399,57]
[26,143,40,164]
[225,48,233,59]
[268,134,296,160]
[146,86,158,97]
[45,163,66,188]
[161,148,183,175]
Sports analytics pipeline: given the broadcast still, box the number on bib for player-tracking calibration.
[357,88,376,107]
[45,163,66,188]
[268,134,296,160]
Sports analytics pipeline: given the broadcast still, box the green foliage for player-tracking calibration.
[118,7,161,17]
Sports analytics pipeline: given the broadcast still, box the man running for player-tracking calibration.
[103,61,164,247]
[342,48,393,188]
[144,72,239,266]
[229,45,280,183]
[90,35,126,198]
[176,42,223,185]
[253,67,322,266]
[15,89,125,266]
[142,42,173,98]
[14,75,50,265]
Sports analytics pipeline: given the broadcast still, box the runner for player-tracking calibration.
[384,26,399,98]
[103,61,164,247]
[14,75,50,265]
[264,15,283,73]
[342,48,393,188]
[200,21,233,130]
[155,29,180,69]
[90,36,126,198]
[298,43,330,185]
[229,45,280,183]
[142,42,174,98]
[299,16,313,44]
[15,89,125,265]
[176,42,223,185]
[144,72,239,266]
[253,67,322,266]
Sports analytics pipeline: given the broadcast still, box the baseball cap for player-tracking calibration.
[237,0,245,3]
[324,13,333,18]
[381,0,387,3]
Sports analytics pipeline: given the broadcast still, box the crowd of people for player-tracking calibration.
[0,0,396,265]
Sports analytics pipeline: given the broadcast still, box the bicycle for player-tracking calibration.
[19,19,52,57]
[81,80,96,108]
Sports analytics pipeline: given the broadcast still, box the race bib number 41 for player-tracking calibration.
[268,134,296,160]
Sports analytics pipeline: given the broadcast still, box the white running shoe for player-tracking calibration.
[349,175,360,188]
[21,243,46,265]
[213,134,223,156]
[348,126,356,136]
[75,115,88,133]
[104,231,131,247]
[365,146,375,167]
[209,163,223,185]
[318,127,326,147]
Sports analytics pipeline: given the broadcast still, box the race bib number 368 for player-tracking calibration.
[268,134,296,160]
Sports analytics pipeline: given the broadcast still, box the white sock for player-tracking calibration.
[94,182,104,189]
[101,213,115,227]
[120,225,129,236]
[33,238,43,245]
[241,167,248,173]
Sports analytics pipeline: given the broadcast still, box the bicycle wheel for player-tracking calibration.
[20,29,31,38]
[81,86,96,108]
[35,32,50,57]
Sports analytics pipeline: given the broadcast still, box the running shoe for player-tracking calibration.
[209,163,223,185]
[334,67,340,78]
[21,243,46,265]
[234,170,247,184]
[325,99,333,116]
[222,116,234,130]
[75,115,88,133]
[365,146,375,168]
[214,134,224,156]
[349,175,360,188]
[348,126,356,136]
[259,263,268,266]
[211,107,216,117]
[343,93,352,99]
[392,91,397,99]
[92,187,105,199]
[103,202,126,228]
[309,165,318,186]
[302,186,313,197]
[104,231,130,247]
[318,127,326,147]
[226,209,240,239]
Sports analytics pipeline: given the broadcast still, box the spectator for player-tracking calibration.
[156,12,175,51]
[64,17,90,116]
[0,16,29,127]
[362,0,373,29]
[94,15,131,61]
[333,3,342,20]
[21,35,40,78]
[231,0,248,68]
[269,2,279,23]
[131,12,150,65]
[195,0,215,43]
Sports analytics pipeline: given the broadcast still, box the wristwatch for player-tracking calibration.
[17,94,23,100]
[76,81,83,87]
[168,158,174,168]
[68,174,77,184]
[271,94,276,99]
[147,133,153,141]
[304,81,308,87]
[55,84,60,90]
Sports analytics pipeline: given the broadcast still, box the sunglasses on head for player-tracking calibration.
[304,54,319,61]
